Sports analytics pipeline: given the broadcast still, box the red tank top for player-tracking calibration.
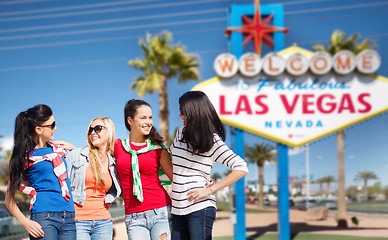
[114,139,171,214]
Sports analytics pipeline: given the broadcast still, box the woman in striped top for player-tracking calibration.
[168,91,249,240]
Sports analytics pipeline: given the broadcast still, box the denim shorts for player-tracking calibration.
[30,211,76,240]
[125,205,171,240]
[75,219,113,240]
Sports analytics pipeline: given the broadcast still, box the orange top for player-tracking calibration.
[74,164,112,220]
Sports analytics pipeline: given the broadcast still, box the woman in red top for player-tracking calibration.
[114,99,173,240]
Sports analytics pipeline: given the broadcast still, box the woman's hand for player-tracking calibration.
[22,219,44,238]
[105,202,112,209]
[205,179,214,188]
[53,140,76,151]
[5,184,44,239]
[187,187,213,203]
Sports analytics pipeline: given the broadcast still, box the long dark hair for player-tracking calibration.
[179,91,225,154]
[124,99,163,146]
[9,104,53,197]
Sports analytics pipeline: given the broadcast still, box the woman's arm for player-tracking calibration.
[52,140,76,151]
[186,135,249,202]
[5,184,45,238]
[63,147,79,181]
[187,170,248,203]
[159,149,173,181]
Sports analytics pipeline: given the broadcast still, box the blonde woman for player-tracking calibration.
[58,117,121,240]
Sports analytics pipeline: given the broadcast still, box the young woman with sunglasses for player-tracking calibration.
[114,99,174,240]
[56,117,121,240]
[168,91,249,240]
[6,104,76,239]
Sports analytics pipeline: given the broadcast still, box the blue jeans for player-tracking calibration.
[30,211,76,240]
[171,207,216,240]
[125,206,171,240]
[76,219,113,240]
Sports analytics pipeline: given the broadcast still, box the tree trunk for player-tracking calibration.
[336,130,348,228]
[158,78,170,144]
[258,165,264,209]
[364,179,368,201]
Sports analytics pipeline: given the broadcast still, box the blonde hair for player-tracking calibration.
[86,117,115,186]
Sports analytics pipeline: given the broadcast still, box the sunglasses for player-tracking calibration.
[88,125,106,134]
[40,121,56,130]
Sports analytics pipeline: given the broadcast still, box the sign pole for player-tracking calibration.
[228,6,246,240]
[227,4,287,240]
[233,128,246,240]
[306,144,310,200]
[277,143,290,240]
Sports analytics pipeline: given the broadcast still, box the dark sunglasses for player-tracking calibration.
[88,125,106,134]
[40,121,56,129]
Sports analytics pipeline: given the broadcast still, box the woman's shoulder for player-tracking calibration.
[211,133,227,149]
[114,139,127,158]
[114,138,124,147]
[69,147,87,155]
[29,146,52,156]
[212,132,223,141]
[174,127,184,141]
[67,147,88,163]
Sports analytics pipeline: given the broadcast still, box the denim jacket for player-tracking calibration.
[66,147,121,206]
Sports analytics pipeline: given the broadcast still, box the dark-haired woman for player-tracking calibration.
[114,99,173,240]
[5,104,76,239]
[169,91,249,240]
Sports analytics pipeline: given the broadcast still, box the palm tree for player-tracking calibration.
[292,182,303,196]
[316,177,326,195]
[346,186,358,199]
[312,30,375,55]
[324,176,336,195]
[0,136,11,184]
[336,130,346,227]
[245,143,276,208]
[0,150,11,184]
[211,172,222,183]
[313,30,376,228]
[354,170,378,201]
[128,31,200,143]
[383,186,388,200]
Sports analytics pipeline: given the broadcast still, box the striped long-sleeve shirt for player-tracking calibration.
[168,128,249,215]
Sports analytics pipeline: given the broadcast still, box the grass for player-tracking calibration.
[214,233,388,240]
[347,201,388,214]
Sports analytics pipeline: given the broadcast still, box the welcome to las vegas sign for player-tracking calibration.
[192,46,387,148]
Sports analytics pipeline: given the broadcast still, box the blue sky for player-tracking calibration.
[0,0,387,192]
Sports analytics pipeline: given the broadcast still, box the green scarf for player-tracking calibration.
[121,139,171,202]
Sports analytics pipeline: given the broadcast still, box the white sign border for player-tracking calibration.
[193,46,388,147]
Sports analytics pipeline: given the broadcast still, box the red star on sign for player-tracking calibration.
[225,0,289,56]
